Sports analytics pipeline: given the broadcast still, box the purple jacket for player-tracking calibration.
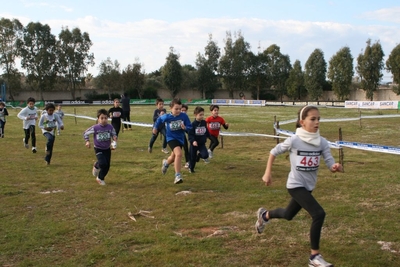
[83,123,117,150]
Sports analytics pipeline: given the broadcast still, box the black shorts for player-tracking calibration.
[168,140,182,151]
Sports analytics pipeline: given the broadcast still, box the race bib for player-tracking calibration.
[169,120,182,131]
[195,126,207,135]
[96,132,111,142]
[209,122,221,130]
[112,112,121,118]
[46,120,56,128]
[295,150,321,171]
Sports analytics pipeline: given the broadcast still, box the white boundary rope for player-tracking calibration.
[65,113,400,155]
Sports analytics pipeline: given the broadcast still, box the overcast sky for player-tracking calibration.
[2,0,400,81]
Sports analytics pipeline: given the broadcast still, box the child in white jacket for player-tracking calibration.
[17,97,38,153]
[39,103,64,165]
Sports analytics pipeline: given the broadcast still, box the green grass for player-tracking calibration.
[1,105,400,266]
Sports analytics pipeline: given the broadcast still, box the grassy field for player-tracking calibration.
[1,104,400,267]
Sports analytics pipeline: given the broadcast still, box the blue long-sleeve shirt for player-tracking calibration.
[154,112,192,145]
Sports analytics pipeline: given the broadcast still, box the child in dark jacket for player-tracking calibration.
[188,106,210,173]
[148,97,168,154]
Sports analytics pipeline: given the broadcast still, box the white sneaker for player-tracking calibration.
[174,174,183,184]
[308,254,333,267]
[23,138,29,149]
[208,149,213,158]
[32,147,37,153]
[92,164,100,177]
[184,162,189,169]
[255,207,268,234]
[96,177,106,185]
[148,147,152,153]
[161,148,169,154]
[203,158,210,164]
[161,159,168,175]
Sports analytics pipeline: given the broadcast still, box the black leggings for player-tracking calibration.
[268,187,325,250]
[24,125,36,147]
[208,135,219,151]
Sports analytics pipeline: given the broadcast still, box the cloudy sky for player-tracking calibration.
[2,0,400,81]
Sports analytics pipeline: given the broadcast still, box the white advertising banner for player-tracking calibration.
[345,101,398,109]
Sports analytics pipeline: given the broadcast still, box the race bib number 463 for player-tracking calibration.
[296,150,321,171]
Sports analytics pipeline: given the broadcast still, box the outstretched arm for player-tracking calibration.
[262,153,276,186]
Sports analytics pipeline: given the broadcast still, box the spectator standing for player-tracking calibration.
[121,93,132,130]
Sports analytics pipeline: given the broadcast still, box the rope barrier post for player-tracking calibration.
[273,115,276,136]
[74,108,77,125]
[276,121,280,144]
[220,135,224,149]
[339,127,344,172]
[273,116,278,144]
[359,110,362,128]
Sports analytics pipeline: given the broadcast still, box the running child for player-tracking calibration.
[0,102,8,138]
[153,98,192,184]
[255,105,343,267]
[181,103,190,169]
[188,106,210,173]
[54,104,65,135]
[108,98,123,149]
[148,97,168,154]
[205,104,229,158]
[83,109,117,186]
[39,103,64,165]
[17,97,38,153]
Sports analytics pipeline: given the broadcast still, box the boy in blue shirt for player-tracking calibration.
[153,98,192,184]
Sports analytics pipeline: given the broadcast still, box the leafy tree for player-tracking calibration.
[385,43,400,94]
[263,44,291,101]
[218,31,251,98]
[356,39,385,100]
[143,70,163,98]
[286,60,306,100]
[248,50,269,100]
[181,64,198,94]
[17,22,58,100]
[304,49,327,100]
[0,18,23,101]
[195,34,221,99]
[96,57,121,99]
[121,60,146,98]
[327,46,354,100]
[162,47,182,98]
[58,27,95,99]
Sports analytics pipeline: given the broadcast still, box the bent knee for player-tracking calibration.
[312,209,326,220]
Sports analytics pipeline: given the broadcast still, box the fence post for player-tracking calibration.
[74,108,77,125]
[339,127,344,172]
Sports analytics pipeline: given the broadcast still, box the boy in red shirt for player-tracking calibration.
[205,105,229,159]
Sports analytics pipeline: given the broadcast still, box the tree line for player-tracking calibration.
[1,17,400,101]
